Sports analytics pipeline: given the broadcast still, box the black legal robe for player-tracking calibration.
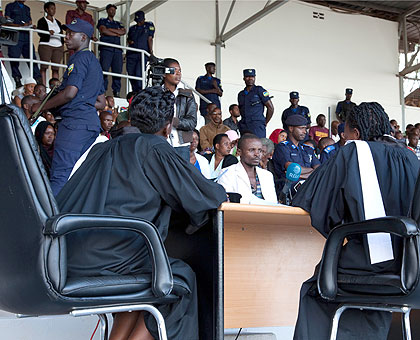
[57,132,227,340]
[292,140,420,340]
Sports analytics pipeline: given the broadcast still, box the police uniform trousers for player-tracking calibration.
[8,39,41,80]
[99,48,122,94]
[239,119,266,138]
[50,124,99,196]
[126,53,147,92]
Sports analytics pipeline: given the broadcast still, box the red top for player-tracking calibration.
[65,10,94,27]
[309,126,329,143]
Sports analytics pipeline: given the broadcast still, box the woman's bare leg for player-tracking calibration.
[109,311,140,340]
[128,311,154,340]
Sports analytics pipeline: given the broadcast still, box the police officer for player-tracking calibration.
[320,123,346,164]
[336,88,356,122]
[237,69,274,138]
[281,91,310,132]
[31,19,105,196]
[4,0,41,87]
[97,4,126,97]
[126,10,155,92]
[272,114,320,184]
[195,62,223,121]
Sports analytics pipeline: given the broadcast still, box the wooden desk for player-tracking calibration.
[219,203,325,329]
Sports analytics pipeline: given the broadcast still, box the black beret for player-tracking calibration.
[285,114,307,127]
[346,88,353,94]
[243,69,256,77]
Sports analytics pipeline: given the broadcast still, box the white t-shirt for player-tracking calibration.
[39,18,62,47]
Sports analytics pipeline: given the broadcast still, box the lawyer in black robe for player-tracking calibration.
[292,139,419,340]
[57,87,227,340]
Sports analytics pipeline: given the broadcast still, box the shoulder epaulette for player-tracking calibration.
[324,145,335,154]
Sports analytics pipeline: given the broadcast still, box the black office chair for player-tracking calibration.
[0,104,185,340]
[318,211,420,340]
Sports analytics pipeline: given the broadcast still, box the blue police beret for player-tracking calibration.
[135,10,145,22]
[346,88,353,94]
[64,18,93,38]
[290,91,299,99]
[338,123,345,134]
[243,69,256,77]
[285,114,307,127]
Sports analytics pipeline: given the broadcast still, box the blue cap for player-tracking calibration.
[338,123,345,134]
[346,88,353,94]
[285,114,307,126]
[243,69,256,77]
[290,91,299,99]
[135,10,145,22]
[64,18,93,38]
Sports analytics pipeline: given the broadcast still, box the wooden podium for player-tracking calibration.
[218,203,325,329]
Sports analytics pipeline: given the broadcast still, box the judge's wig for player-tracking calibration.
[346,102,392,141]
[129,86,175,134]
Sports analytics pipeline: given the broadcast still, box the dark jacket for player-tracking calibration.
[173,88,197,144]
[203,153,238,169]
[37,17,64,44]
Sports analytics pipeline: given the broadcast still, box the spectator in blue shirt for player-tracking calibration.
[97,4,126,97]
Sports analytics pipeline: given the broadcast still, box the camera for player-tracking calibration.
[146,55,175,86]
[0,17,19,46]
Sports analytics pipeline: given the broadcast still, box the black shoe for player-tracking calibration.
[113,91,120,98]
[14,77,22,88]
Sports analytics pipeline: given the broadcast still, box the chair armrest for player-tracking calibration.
[44,213,173,298]
[317,216,419,301]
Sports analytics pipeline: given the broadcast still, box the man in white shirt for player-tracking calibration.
[218,134,277,205]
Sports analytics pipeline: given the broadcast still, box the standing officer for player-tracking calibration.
[4,0,41,87]
[195,62,223,122]
[126,10,155,92]
[237,69,274,138]
[272,114,320,185]
[336,88,356,122]
[31,19,105,196]
[281,91,310,132]
[97,4,126,97]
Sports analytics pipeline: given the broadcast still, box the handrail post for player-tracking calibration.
[142,51,146,89]
[29,29,34,77]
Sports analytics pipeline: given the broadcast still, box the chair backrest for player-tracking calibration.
[410,172,420,226]
[0,105,66,314]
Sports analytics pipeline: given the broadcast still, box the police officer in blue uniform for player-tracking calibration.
[320,122,346,164]
[237,69,274,138]
[126,10,155,92]
[195,62,223,121]
[4,0,41,87]
[97,4,126,97]
[281,91,311,132]
[31,19,105,196]
[336,88,356,122]
[272,115,320,185]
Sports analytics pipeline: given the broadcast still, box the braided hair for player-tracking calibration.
[129,86,175,134]
[346,102,392,141]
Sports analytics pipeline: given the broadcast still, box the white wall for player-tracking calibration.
[144,0,405,132]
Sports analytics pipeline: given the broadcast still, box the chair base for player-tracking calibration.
[329,304,411,340]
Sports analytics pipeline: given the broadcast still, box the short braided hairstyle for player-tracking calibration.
[129,86,175,134]
[346,102,392,141]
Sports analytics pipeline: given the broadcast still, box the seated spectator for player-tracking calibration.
[223,104,240,133]
[21,95,40,120]
[34,84,47,101]
[226,129,239,156]
[218,134,277,205]
[34,121,55,178]
[43,111,56,125]
[269,128,287,144]
[407,131,420,160]
[260,137,275,170]
[405,123,414,136]
[99,110,113,139]
[49,77,61,89]
[204,133,238,178]
[13,77,36,107]
[189,129,211,178]
[303,138,317,155]
[37,1,64,86]
[390,119,400,133]
[330,120,340,143]
[318,137,334,154]
[309,114,329,144]
[199,107,229,151]
[57,86,226,340]
[319,123,346,164]
[395,131,404,140]
[105,95,119,123]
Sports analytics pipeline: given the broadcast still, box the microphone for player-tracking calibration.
[279,163,302,205]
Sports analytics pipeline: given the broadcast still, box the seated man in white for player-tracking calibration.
[218,134,277,205]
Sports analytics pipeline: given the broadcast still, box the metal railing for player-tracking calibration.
[0,26,211,103]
